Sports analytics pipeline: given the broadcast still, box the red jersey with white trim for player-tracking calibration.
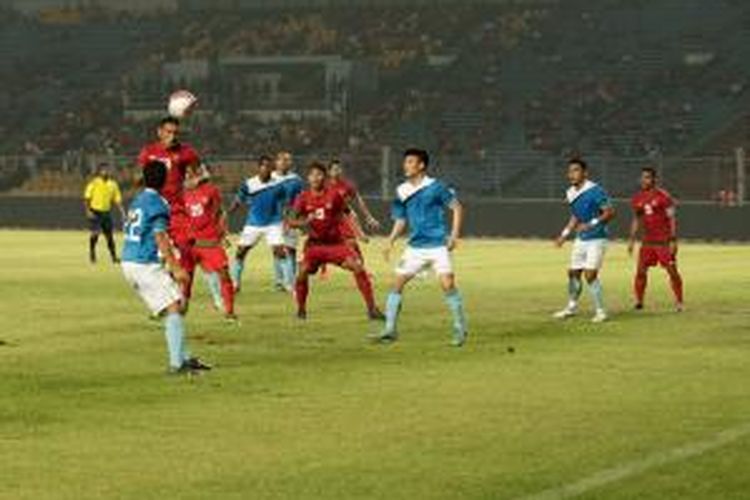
[137,141,199,209]
[184,181,224,242]
[292,187,347,244]
[631,188,675,243]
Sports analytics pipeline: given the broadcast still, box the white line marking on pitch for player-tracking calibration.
[516,422,750,500]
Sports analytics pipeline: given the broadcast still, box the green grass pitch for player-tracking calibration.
[1,230,749,499]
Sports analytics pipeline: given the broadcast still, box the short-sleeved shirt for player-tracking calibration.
[137,141,199,209]
[236,176,288,227]
[391,176,457,249]
[272,171,304,208]
[566,180,611,241]
[84,176,122,212]
[185,181,224,242]
[122,188,170,264]
[292,187,347,244]
[631,188,675,243]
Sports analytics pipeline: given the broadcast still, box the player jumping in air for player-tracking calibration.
[137,116,200,307]
[376,148,468,346]
[228,155,292,293]
[184,164,237,320]
[272,151,304,291]
[287,162,384,321]
[121,161,210,375]
[628,167,684,311]
[554,159,615,323]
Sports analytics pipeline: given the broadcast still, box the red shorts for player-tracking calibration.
[192,245,229,272]
[639,245,676,268]
[302,242,359,273]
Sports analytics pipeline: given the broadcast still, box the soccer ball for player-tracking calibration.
[167,90,197,118]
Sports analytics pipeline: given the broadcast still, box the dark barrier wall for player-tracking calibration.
[0,196,748,241]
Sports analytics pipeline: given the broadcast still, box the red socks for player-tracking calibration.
[354,270,376,312]
[295,278,309,313]
[220,275,235,315]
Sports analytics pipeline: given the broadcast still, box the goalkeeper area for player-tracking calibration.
[1,231,749,499]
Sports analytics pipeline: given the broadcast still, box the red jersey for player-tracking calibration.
[137,141,199,209]
[328,177,357,202]
[631,188,675,243]
[184,181,224,243]
[292,187,347,244]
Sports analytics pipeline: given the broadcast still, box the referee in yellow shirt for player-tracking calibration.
[84,164,125,264]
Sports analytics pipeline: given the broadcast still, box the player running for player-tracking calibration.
[137,116,200,305]
[272,151,304,291]
[121,161,210,375]
[184,164,237,320]
[375,148,468,346]
[554,159,615,323]
[628,167,684,311]
[287,162,384,321]
[228,155,292,293]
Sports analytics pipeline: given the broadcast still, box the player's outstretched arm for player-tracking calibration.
[155,231,189,285]
[447,201,464,251]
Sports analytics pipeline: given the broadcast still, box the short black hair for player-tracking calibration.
[159,116,180,128]
[258,154,273,165]
[404,148,430,167]
[642,166,658,177]
[329,158,342,167]
[307,161,328,176]
[568,158,588,171]
[143,161,167,190]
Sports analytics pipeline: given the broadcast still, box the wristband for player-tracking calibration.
[590,218,600,227]
[560,227,572,238]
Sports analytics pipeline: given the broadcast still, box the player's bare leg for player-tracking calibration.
[439,273,468,347]
[664,263,684,311]
[554,269,583,319]
[584,269,607,323]
[340,257,383,320]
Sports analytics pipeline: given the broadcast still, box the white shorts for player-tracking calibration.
[396,246,454,277]
[570,239,607,271]
[121,262,182,314]
[238,223,284,248]
[282,228,299,249]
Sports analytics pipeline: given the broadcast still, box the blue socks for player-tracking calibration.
[164,312,189,369]
[280,255,296,290]
[588,278,605,312]
[230,258,244,288]
[204,272,223,310]
[568,276,583,308]
[444,289,467,337]
[383,291,403,336]
[273,256,284,287]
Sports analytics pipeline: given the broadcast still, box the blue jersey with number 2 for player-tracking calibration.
[122,188,170,264]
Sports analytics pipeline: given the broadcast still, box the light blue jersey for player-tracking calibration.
[236,176,288,227]
[122,188,169,264]
[391,176,457,248]
[566,180,611,241]
[273,171,304,208]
